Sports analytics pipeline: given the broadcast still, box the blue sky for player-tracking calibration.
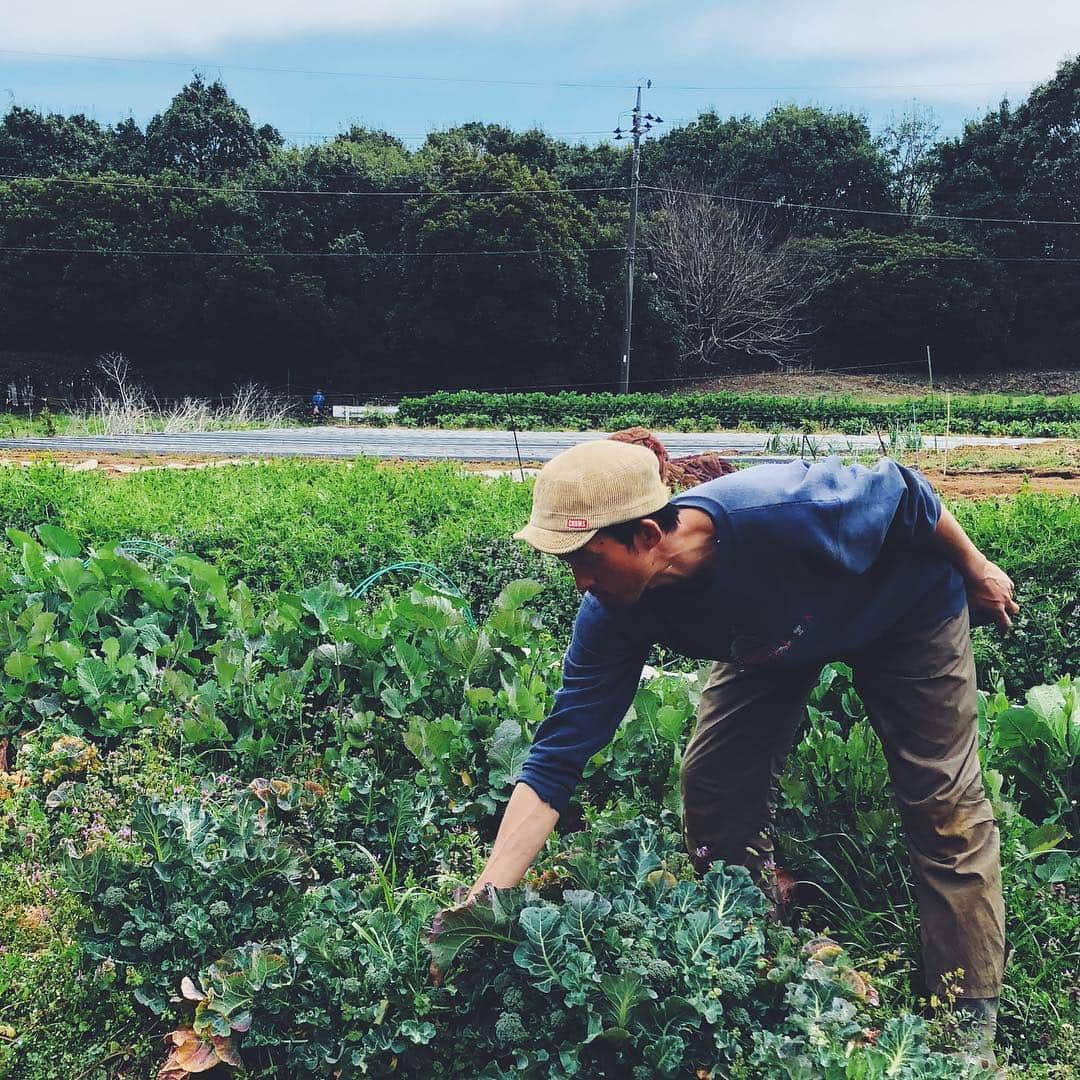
[3,1,1078,149]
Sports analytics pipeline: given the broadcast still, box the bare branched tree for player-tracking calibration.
[87,353,153,435]
[96,352,138,409]
[645,191,832,371]
[78,356,291,435]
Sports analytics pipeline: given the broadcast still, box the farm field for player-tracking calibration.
[679,369,1080,400]
[0,458,1077,1078]
[8,381,1080,443]
[394,390,1080,439]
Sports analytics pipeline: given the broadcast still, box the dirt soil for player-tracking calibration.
[4,449,1079,497]
[0,453,265,472]
[922,470,1080,496]
[679,368,1080,398]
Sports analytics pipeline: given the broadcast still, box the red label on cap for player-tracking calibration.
[566,516,589,530]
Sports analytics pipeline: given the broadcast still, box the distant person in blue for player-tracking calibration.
[464,440,1017,1067]
[310,388,326,421]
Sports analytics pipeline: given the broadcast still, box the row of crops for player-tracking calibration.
[394,390,1080,437]
[0,460,1077,1077]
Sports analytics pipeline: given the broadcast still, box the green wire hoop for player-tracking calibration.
[114,539,179,565]
[82,537,179,569]
[349,561,477,628]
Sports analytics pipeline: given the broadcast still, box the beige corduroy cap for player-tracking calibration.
[513,440,671,555]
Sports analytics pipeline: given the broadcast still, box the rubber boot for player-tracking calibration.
[954,997,1001,1073]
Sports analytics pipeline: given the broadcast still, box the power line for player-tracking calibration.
[4,171,1078,229]
[0,243,623,258]
[0,172,629,199]
[274,128,634,139]
[643,184,1080,228]
[0,48,636,91]
[2,242,1079,265]
[0,47,1049,94]
[654,78,1044,92]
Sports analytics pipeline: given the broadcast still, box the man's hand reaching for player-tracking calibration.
[966,558,1020,631]
[931,507,1019,632]
[428,783,558,985]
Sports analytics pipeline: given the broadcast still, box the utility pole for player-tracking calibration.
[614,82,661,393]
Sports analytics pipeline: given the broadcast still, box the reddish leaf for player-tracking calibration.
[803,936,843,961]
[158,1027,237,1078]
[842,968,880,1006]
[210,1035,242,1067]
[772,866,799,906]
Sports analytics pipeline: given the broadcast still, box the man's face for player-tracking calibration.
[558,531,655,608]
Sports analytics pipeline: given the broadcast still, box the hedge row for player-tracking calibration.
[396,390,1080,436]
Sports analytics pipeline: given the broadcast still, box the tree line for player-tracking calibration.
[1,58,1078,398]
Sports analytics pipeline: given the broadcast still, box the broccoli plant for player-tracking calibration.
[427,817,993,1078]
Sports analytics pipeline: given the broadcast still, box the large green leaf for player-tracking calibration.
[494,579,543,612]
[110,551,175,610]
[380,685,410,718]
[560,889,612,951]
[1027,682,1067,724]
[703,863,771,930]
[8,529,46,579]
[70,589,108,634]
[632,687,660,733]
[75,657,112,701]
[866,1013,926,1075]
[53,557,96,597]
[392,639,429,695]
[638,996,698,1039]
[46,639,84,673]
[37,523,82,559]
[656,704,687,743]
[512,905,571,992]
[174,555,231,610]
[4,651,38,682]
[298,580,349,630]
[162,668,196,701]
[182,711,231,747]
[617,827,663,886]
[1023,821,1069,855]
[993,706,1050,751]
[598,972,650,1028]
[488,718,530,790]
[406,715,458,763]
[643,1034,685,1075]
[426,886,524,973]
[673,910,725,965]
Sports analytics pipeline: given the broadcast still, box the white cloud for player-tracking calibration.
[7,0,1076,109]
[4,0,630,55]
[674,1,1080,102]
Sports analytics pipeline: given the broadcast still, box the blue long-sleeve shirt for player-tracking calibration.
[517,457,966,814]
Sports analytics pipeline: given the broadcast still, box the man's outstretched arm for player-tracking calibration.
[466,782,559,899]
[932,505,1019,630]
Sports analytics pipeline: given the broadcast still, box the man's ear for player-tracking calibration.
[635,517,665,551]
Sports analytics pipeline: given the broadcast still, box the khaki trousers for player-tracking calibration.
[680,606,1005,998]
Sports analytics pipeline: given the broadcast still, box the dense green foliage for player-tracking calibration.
[933,57,1080,368]
[0,459,1076,695]
[2,512,1074,1077]
[790,232,1017,368]
[397,388,1080,436]
[3,57,1079,394]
